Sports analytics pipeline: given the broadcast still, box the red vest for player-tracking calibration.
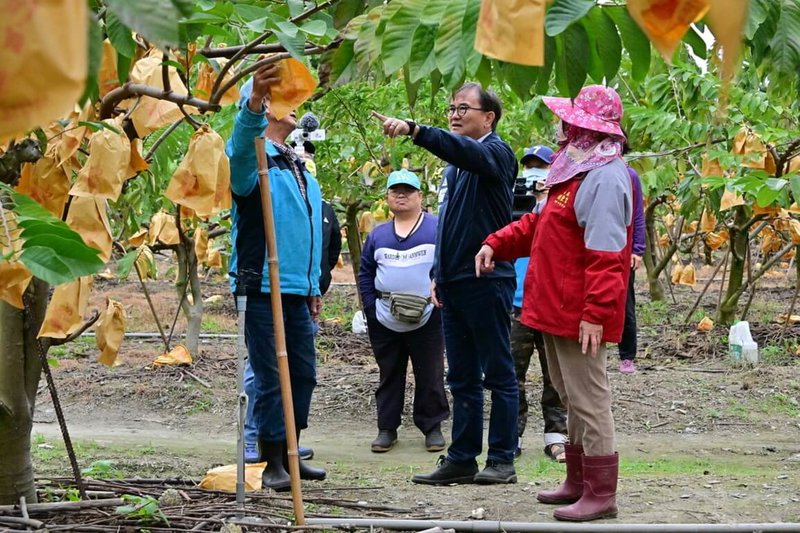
[485,176,632,343]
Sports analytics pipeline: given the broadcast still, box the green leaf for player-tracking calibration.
[330,39,357,85]
[276,20,299,38]
[582,19,604,83]
[604,6,651,82]
[535,35,556,94]
[408,24,438,83]
[116,250,138,280]
[420,0,449,25]
[769,0,800,78]
[288,0,305,17]
[500,62,540,100]
[681,25,708,60]
[434,0,469,88]
[79,12,103,105]
[105,0,182,50]
[19,239,103,286]
[555,23,589,98]
[170,0,195,18]
[117,52,132,85]
[583,8,622,82]
[545,0,595,37]
[301,20,329,37]
[275,30,307,62]
[403,64,421,109]
[790,174,800,202]
[78,121,121,134]
[756,179,786,206]
[381,0,424,75]
[334,0,367,29]
[106,11,136,58]
[745,0,771,40]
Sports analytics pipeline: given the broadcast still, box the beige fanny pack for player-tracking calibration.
[377,291,431,324]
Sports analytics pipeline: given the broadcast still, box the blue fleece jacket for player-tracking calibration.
[413,126,517,284]
[226,105,322,297]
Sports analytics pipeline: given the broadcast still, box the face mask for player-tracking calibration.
[522,167,548,182]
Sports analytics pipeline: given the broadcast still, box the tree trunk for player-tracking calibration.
[643,197,670,301]
[176,237,203,356]
[717,206,749,325]
[0,279,48,504]
[345,201,364,311]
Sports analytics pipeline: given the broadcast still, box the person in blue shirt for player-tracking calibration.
[375,82,519,485]
[510,146,568,462]
[359,170,449,454]
[227,62,325,491]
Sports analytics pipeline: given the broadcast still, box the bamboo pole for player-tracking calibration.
[254,136,305,525]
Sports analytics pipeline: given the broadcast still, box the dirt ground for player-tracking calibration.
[30,263,800,526]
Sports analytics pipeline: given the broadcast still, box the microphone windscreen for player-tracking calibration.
[298,112,320,132]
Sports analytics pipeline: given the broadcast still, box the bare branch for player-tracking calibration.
[208,0,341,104]
[99,83,220,121]
[627,138,726,162]
[49,311,101,346]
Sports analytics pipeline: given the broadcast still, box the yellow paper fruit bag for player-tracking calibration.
[474,0,545,66]
[126,138,150,179]
[148,211,180,246]
[128,55,196,136]
[56,102,94,175]
[134,246,157,280]
[206,246,223,269]
[678,263,696,286]
[700,210,717,233]
[269,59,318,121]
[38,276,93,339]
[627,0,710,61]
[199,463,266,493]
[0,261,33,309]
[671,263,684,284]
[194,226,209,263]
[164,125,231,218]
[153,344,192,367]
[0,0,87,143]
[720,188,745,211]
[16,153,71,217]
[194,59,240,105]
[70,118,132,201]
[98,39,120,98]
[697,316,714,332]
[66,196,113,263]
[96,299,126,367]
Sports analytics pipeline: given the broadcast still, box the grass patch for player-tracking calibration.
[638,300,672,327]
[760,340,798,365]
[320,286,360,323]
[620,456,764,477]
[201,315,231,334]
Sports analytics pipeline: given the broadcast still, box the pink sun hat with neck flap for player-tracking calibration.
[543,85,625,139]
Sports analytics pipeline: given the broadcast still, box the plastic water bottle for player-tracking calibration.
[728,321,758,365]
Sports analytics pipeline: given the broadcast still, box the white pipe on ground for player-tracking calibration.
[305,518,800,533]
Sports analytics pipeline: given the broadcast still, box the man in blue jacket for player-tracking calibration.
[227,63,326,491]
[375,82,519,484]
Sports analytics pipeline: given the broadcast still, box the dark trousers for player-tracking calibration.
[618,268,637,361]
[244,293,317,443]
[438,278,518,465]
[510,313,567,439]
[366,308,449,434]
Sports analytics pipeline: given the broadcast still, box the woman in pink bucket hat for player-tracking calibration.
[476,85,634,522]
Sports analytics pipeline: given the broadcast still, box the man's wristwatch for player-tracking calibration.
[404,120,417,137]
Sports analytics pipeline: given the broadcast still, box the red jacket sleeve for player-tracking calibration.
[483,212,538,261]
[582,249,628,328]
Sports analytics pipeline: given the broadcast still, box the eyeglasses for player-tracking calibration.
[388,188,417,197]
[447,104,486,118]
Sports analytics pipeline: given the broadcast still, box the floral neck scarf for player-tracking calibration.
[545,122,624,188]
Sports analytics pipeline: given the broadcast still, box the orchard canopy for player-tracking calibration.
[1,0,800,342]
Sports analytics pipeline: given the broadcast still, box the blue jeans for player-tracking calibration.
[241,293,317,444]
[437,278,518,464]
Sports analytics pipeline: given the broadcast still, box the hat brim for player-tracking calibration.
[543,96,625,139]
[520,153,551,165]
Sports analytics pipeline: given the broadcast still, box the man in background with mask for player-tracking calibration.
[511,146,568,462]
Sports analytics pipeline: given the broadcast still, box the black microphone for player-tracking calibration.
[298,112,320,133]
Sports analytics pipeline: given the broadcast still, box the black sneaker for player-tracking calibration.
[474,460,517,484]
[371,429,398,453]
[425,427,446,452]
[411,455,478,485]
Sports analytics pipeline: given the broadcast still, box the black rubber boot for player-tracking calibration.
[259,440,291,491]
[284,436,326,481]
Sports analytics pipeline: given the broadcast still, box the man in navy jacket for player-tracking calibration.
[375,83,519,484]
